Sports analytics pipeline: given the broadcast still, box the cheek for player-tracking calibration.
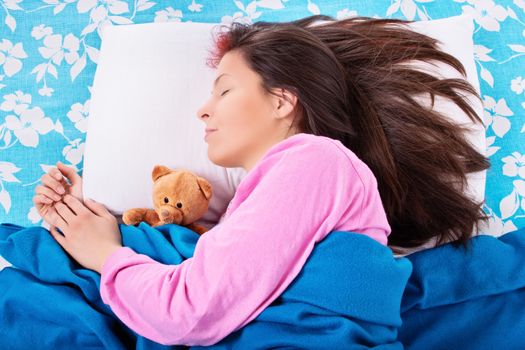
[227,92,267,133]
[216,96,249,135]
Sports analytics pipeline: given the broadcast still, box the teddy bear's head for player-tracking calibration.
[151,165,212,226]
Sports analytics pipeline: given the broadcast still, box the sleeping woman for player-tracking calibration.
[32,14,489,346]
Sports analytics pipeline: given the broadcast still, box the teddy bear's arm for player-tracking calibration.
[122,208,162,226]
[185,223,209,235]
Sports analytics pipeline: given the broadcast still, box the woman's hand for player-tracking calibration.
[33,161,84,220]
[47,194,123,274]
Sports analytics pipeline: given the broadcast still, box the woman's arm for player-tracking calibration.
[99,137,369,346]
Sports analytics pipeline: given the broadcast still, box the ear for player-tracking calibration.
[196,176,212,200]
[151,165,172,182]
[271,87,298,121]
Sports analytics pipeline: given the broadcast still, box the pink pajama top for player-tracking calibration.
[99,132,391,346]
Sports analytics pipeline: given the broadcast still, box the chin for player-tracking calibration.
[207,151,225,167]
[208,152,237,168]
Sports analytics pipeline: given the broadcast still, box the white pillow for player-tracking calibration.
[83,14,486,239]
[83,21,247,229]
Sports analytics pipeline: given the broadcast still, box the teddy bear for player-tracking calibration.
[122,165,212,235]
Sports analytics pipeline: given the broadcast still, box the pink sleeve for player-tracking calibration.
[99,138,365,346]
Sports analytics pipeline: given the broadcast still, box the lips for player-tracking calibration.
[204,129,216,140]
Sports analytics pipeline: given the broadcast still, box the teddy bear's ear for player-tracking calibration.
[151,165,172,182]
[196,176,212,200]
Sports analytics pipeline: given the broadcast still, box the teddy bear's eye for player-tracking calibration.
[164,197,169,204]
[176,202,182,208]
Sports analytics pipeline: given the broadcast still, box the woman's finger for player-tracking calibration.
[42,173,66,195]
[48,225,67,247]
[48,167,64,182]
[56,162,82,186]
[33,194,53,206]
[35,184,62,202]
[33,197,54,217]
[62,194,89,217]
[47,205,68,229]
[54,201,75,225]
[84,198,109,218]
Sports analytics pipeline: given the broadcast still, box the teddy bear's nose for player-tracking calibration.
[161,210,170,218]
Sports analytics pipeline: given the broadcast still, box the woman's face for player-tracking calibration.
[196,50,298,172]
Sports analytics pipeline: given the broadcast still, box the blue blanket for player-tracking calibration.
[0,222,524,349]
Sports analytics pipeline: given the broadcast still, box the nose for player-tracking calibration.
[196,99,211,121]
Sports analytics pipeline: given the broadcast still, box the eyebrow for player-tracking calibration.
[210,73,232,95]
[213,73,231,88]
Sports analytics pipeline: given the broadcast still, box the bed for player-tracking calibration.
[1,0,524,348]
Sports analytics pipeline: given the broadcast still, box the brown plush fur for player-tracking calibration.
[122,165,212,235]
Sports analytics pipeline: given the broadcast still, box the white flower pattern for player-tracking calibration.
[66,100,90,133]
[154,7,183,23]
[4,105,55,147]
[511,76,525,94]
[0,39,28,77]
[38,33,80,65]
[461,0,508,31]
[483,95,514,137]
[502,152,525,178]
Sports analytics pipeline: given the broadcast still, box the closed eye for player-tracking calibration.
[220,89,230,97]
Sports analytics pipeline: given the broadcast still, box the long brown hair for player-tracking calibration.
[205,14,491,254]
